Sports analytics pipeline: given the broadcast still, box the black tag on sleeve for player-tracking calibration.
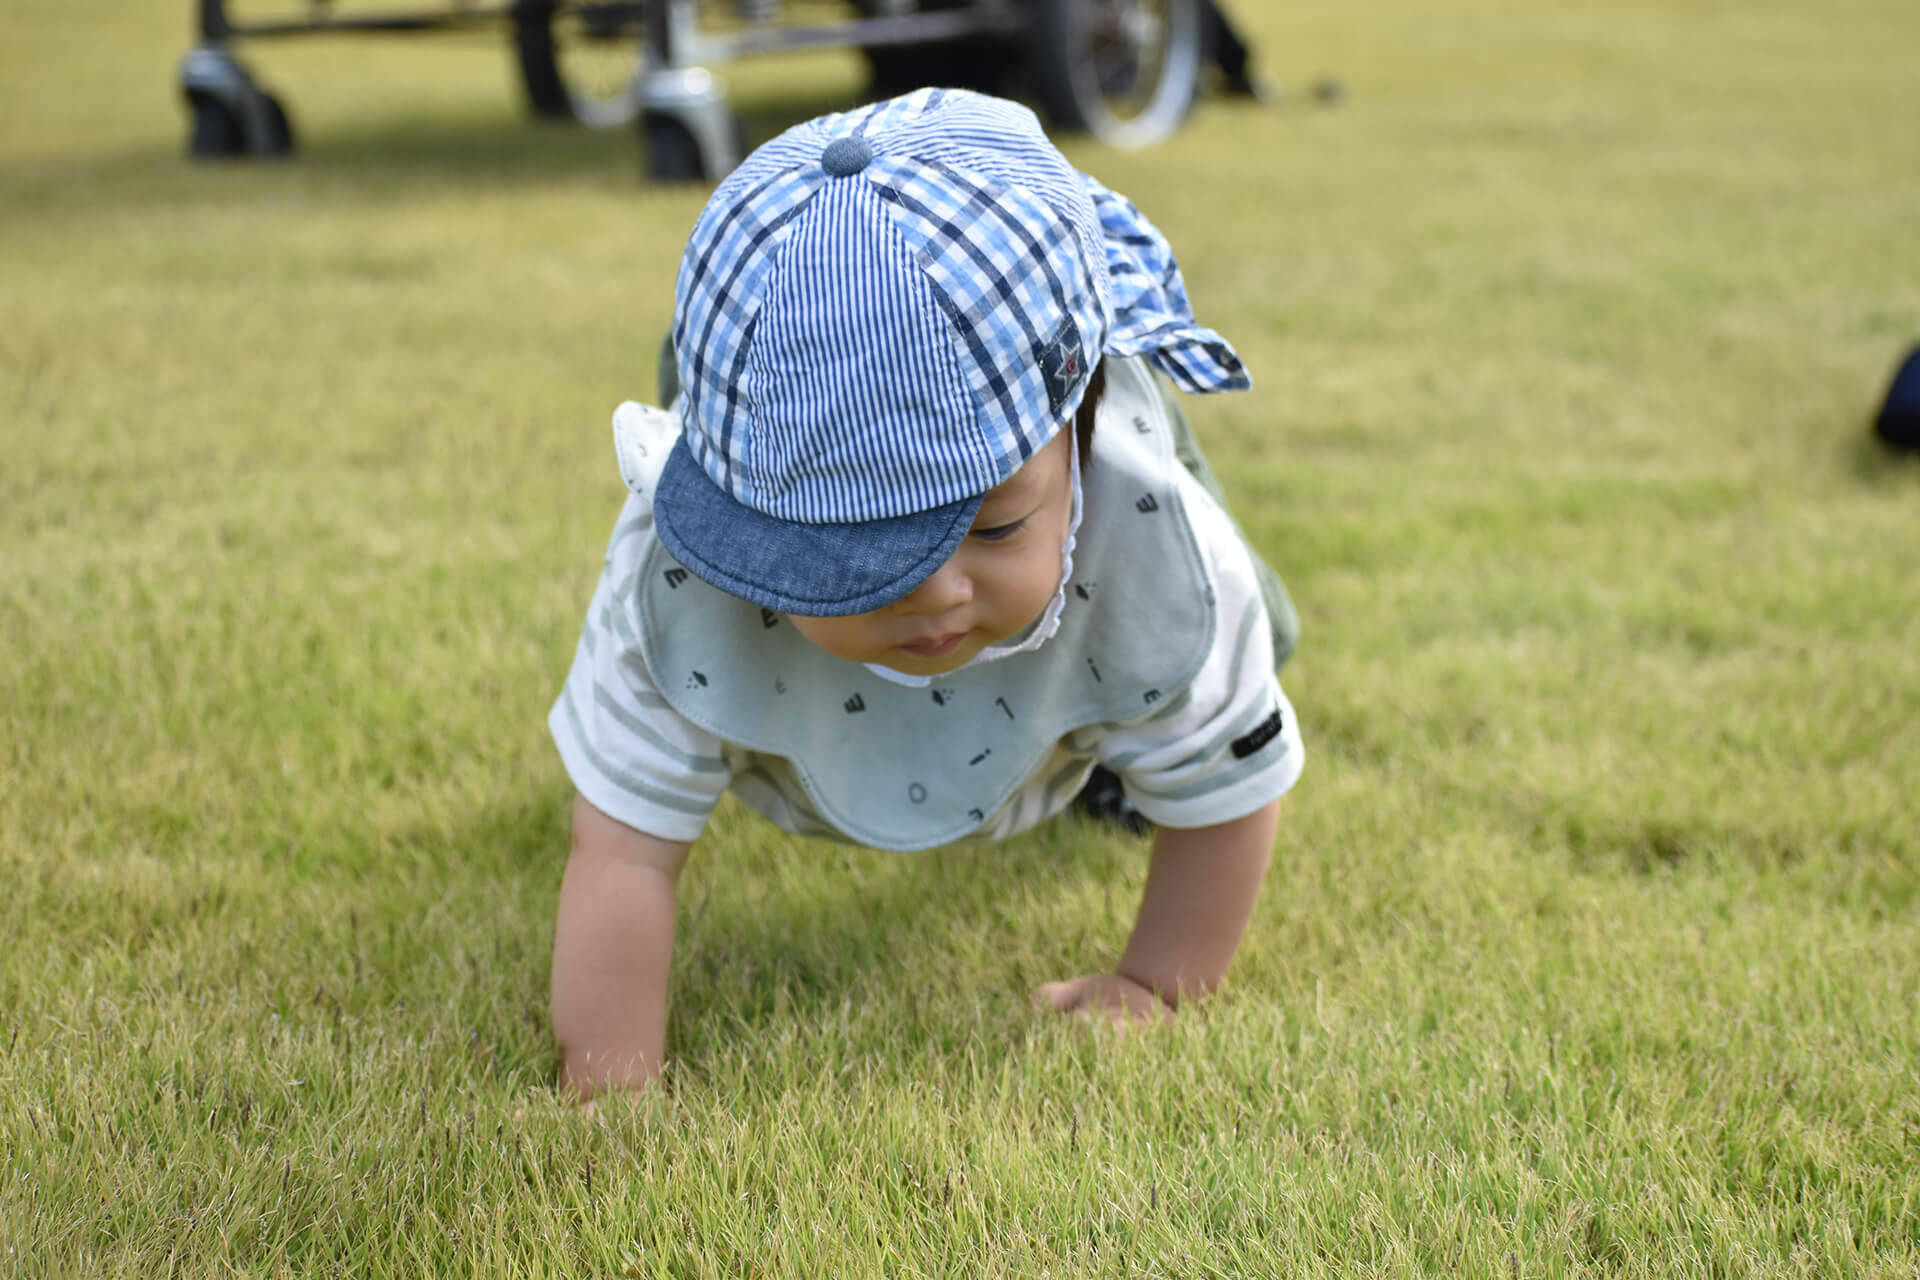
[1230,709,1285,760]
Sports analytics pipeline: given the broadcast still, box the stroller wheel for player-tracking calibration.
[1029,0,1203,149]
[515,0,648,128]
[187,95,244,159]
[179,47,294,161]
[255,93,295,157]
[642,113,705,182]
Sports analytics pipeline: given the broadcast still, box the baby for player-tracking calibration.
[547,89,1304,1098]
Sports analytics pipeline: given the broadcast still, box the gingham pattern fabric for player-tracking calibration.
[670,88,1248,528]
[1089,177,1251,395]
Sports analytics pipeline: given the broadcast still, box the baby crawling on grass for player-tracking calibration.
[547,89,1304,1099]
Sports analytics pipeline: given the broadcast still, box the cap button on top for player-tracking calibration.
[820,135,873,177]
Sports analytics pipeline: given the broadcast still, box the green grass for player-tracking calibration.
[4,0,1919,1274]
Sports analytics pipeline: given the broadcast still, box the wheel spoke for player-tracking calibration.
[1086,0,1175,117]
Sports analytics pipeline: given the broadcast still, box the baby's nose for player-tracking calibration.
[897,560,972,613]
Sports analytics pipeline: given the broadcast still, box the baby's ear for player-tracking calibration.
[611,402,680,504]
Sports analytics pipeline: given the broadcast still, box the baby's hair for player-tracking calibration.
[1073,359,1106,465]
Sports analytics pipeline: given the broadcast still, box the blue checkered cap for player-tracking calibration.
[655,88,1247,616]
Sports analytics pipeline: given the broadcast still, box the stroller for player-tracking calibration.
[181,0,1260,180]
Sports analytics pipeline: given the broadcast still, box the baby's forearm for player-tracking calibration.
[1115,799,1280,1007]
[551,794,690,1098]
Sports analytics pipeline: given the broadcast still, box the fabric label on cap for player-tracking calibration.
[1038,315,1085,424]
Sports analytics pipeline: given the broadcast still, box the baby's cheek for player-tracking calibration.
[1005,544,1066,625]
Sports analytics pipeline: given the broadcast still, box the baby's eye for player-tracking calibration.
[969,518,1027,543]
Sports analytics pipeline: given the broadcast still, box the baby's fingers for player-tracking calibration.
[1031,979,1091,1012]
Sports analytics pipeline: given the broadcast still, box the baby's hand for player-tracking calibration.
[1031,973,1173,1029]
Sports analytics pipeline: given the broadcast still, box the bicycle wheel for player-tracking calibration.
[1029,0,1202,149]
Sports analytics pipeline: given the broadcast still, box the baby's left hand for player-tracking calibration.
[1031,973,1173,1028]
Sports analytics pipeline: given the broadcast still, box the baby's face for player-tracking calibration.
[787,429,1074,677]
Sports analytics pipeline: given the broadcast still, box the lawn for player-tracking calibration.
[3,0,1917,1275]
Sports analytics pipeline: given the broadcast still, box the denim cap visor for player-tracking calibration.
[654,435,983,617]
[655,88,1249,618]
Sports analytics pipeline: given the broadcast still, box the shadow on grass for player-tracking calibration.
[0,84,872,216]
[438,783,1141,1090]
[1847,424,1920,487]
[284,86,871,181]
[681,840,1140,1088]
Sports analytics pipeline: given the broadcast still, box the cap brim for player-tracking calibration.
[653,433,983,618]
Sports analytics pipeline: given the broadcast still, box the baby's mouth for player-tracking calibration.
[895,630,970,659]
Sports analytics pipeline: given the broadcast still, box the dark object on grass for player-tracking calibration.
[1073,765,1154,837]
[1875,342,1920,453]
[1200,0,1261,99]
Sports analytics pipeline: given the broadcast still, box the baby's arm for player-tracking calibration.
[1034,797,1279,1023]
[551,792,692,1098]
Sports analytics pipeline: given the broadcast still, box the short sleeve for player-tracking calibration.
[1082,472,1304,828]
[548,494,732,843]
